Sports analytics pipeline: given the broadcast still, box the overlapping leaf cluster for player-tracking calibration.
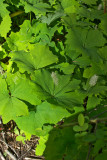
[0,0,107,159]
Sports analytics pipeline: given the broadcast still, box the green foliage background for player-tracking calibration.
[0,0,107,159]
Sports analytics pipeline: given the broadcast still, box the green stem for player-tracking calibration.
[104,0,106,13]
[90,117,107,123]
[57,122,78,128]
[58,118,107,128]
[10,11,24,18]
[30,12,32,23]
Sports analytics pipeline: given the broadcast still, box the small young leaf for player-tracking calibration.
[36,135,49,156]
[73,125,81,132]
[81,123,88,131]
[78,113,84,126]
[73,123,88,132]
[84,134,96,142]
[16,135,26,144]
[75,131,87,137]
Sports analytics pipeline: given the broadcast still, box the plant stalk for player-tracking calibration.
[10,11,24,18]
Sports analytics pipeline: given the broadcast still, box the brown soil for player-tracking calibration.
[0,117,45,160]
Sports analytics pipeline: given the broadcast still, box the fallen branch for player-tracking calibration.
[18,146,32,160]
[0,139,19,158]
[5,150,17,160]
[0,151,5,160]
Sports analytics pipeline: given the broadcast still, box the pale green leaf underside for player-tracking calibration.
[11,44,58,73]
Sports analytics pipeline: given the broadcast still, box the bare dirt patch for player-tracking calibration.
[0,117,44,160]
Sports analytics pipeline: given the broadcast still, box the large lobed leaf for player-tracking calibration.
[10,44,58,73]
[20,0,51,16]
[0,78,28,123]
[7,72,41,105]
[32,69,84,108]
[65,27,106,57]
[0,72,41,123]
[14,101,71,136]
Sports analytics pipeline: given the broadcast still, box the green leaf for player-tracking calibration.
[73,123,88,132]
[0,15,12,38]
[32,69,83,108]
[7,72,41,105]
[74,56,91,67]
[65,27,87,56]
[65,24,106,60]
[44,115,89,160]
[16,135,26,144]
[95,152,107,160]
[14,101,71,136]
[93,140,105,155]
[100,14,107,35]
[7,20,33,50]
[0,77,29,123]
[6,0,20,5]
[1,1,107,159]
[0,0,12,38]
[11,44,58,73]
[83,62,105,78]
[41,11,65,25]
[73,125,82,132]
[36,135,49,156]
[20,0,51,16]
[61,0,79,14]
[44,122,77,160]
[52,63,76,74]
[81,0,97,5]
[78,113,84,126]
[84,134,96,142]
[87,96,101,110]
[7,20,56,51]
[96,129,105,139]
[98,46,107,61]
[81,123,88,131]
[49,0,57,5]
[75,131,87,137]
[88,85,107,95]
[85,29,106,48]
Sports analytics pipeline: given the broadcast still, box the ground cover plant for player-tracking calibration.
[0,0,107,159]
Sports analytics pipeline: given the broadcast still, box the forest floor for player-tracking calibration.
[0,117,44,160]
